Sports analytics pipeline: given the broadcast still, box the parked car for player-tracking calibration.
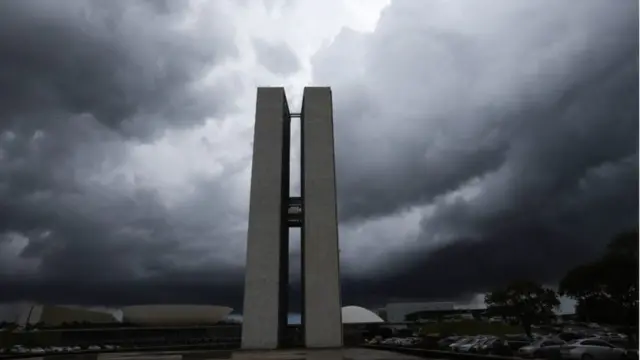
[518,338,566,358]
[470,337,496,353]
[479,337,512,356]
[438,336,462,350]
[559,333,585,342]
[458,337,489,353]
[509,339,534,352]
[397,337,421,347]
[450,337,474,352]
[8,345,29,354]
[560,338,628,360]
[29,347,46,354]
[381,338,398,345]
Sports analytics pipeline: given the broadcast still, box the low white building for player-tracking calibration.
[9,303,234,327]
[384,302,456,323]
[17,304,119,326]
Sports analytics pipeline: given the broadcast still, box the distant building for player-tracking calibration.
[14,304,234,328]
[17,305,118,327]
[382,301,488,323]
[384,302,457,323]
[341,306,384,324]
[4,304,238,349]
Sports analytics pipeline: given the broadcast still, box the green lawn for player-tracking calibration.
[418,320,522,336]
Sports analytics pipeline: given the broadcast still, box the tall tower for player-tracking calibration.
[241,87,343,350]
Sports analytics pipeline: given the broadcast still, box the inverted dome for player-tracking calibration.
[341,306,384,324]
[121,305,233,326]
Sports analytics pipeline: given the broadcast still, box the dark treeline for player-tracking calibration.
[485,230,638,340]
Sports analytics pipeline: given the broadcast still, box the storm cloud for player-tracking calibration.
[0,0,247,306]
[325,0,638,301]
[0,0,637,313]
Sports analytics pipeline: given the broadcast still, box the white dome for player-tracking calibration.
[341,306,384,324]
[121,305,233,326]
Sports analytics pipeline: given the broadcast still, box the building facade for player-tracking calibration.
[17,305,118,327]
[242,87,343,350]
[384,302,456,323]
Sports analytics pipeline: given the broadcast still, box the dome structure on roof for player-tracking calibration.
[341,306,384,324]
[121,305,233,326]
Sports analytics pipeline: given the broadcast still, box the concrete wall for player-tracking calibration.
[241,87,290,350]
[301,87,343,348]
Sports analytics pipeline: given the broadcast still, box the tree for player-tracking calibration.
[605,230,639,260]
[560,230,638,331]
[485,280,560,338]
[573,296,620,324]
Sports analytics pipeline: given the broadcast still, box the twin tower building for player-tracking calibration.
[241,87,343,349]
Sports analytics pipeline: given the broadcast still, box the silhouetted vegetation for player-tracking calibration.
[485,280,560,337]
[484,230,639,342]
[560,230,638,342]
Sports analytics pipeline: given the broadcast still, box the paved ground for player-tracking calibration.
[231,348,426,359]
[21,348,428,360]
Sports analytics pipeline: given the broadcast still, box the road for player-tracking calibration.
[21,347,434,360]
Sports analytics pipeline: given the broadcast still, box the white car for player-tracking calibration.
[560,338,628,360]
[29,347,46,354]
[458,337,488,353]
[398,337,421,346]
[381,338,399,345]
[450,337,474,352]
[9,345,29,353]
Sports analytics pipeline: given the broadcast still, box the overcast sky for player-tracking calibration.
[0,0,637,316]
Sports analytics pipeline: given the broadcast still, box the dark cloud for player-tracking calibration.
[0,0,637,313]
[326,1,637,223]
[341,154,638,306]
[0,0,238,138]
[0,0,246,308]
[315,0,638,305]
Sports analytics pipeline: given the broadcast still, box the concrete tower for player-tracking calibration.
[241,87,343,350]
